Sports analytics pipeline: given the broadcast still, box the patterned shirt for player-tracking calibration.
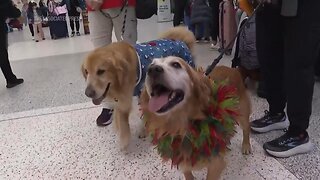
[134,39,195,96]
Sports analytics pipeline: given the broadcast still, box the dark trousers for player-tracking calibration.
[69,13,80,32]
[29,23,34,36]
[208,0,222,42]
[256,1,320,132]
[173,0,188,27]
[0,31,16,82]
[316,55,320,77]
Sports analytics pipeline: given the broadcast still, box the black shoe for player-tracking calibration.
[71,32,75,37]
[6,78,24,88]
[251,110,289,133]
[96,108,114,127]
[76,32,80,36]
[263,131,312,158]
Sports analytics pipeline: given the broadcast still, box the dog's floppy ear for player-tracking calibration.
[185,64,211,104]
[111,51,130,86]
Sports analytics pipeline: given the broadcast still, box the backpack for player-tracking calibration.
[135,0,157,19]
[232,13,259,70]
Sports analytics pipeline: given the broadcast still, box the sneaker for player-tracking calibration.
[76,32,81,36]
[203,38,210,43]
[96,108,114,127]
[6,78,24,88]
[210,43,219,50]
[42,38,46,40]
[32,36,35,40]
[71,32,75,37]
[35,40,39,42]
[251,110,289,133]
[263,131,312,158]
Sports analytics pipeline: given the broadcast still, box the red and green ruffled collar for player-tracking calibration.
[142,79,239,168]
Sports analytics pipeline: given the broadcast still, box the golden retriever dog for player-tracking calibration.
[140,56,251,180]
[81,27,196,150]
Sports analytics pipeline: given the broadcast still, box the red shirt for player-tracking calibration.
[87,0,136,11]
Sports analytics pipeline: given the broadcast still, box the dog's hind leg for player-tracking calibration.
[238,96,252,155]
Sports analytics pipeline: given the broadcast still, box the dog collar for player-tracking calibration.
[142,78,239,168]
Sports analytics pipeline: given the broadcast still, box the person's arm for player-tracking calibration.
[0,0,21,18]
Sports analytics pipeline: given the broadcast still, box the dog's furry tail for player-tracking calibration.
[159,26,196,53]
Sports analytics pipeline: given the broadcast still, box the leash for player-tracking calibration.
[99,0,128,40]
[205,2,263,76]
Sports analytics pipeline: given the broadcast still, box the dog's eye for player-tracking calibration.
[171,62,181,69]
[97,69,105,75]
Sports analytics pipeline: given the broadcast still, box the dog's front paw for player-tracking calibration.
[119,135,130,151]
[242,143,252,155]
[138,128,147,139]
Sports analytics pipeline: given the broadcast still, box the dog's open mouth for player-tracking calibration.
[92,83,111,105]
[148,84,184,113]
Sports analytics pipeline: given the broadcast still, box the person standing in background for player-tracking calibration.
[173,0,188,27]
[22,0,35,40]
[61,0,82,37]
[208,0,222,49]
[27,2,45,42]
[86,0,137,126]
[0,0,24,88]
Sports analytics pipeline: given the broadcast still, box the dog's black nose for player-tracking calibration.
[85,87,96,98]
[148,65,164,77]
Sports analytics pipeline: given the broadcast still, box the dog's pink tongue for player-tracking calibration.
[148,93,170,113]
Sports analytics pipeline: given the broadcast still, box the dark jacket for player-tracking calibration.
[60,0,80,13]
[190,0,213,25]
[0,0,21,49]
[27,8,43,24]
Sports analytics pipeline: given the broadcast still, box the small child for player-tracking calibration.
[27,2,45,42]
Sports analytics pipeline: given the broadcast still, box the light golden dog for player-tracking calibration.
[81,27,195,150]
[140,56,252,180]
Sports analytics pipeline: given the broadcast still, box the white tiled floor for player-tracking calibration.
[0,15,319,179]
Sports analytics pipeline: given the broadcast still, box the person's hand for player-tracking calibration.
[86,0,103,10]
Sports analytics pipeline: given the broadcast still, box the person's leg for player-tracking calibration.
[75,13,81,35]
[88,10,113,47]
[173,0,188,26]
[69,15,75,36]
[29,23,34,38]
[209,0,222,43]
[88,10,114,126]
[33,24,40,42]
[250,5,289,133]
[37,23,44,40]
[112,6,137,45]
[0,35,23,88]
[284,0,320,134]
[262,0,320,158]
[316,55,320,79]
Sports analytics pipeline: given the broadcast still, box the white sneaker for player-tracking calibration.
[210,43,219,50]
[32,37,35,40]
